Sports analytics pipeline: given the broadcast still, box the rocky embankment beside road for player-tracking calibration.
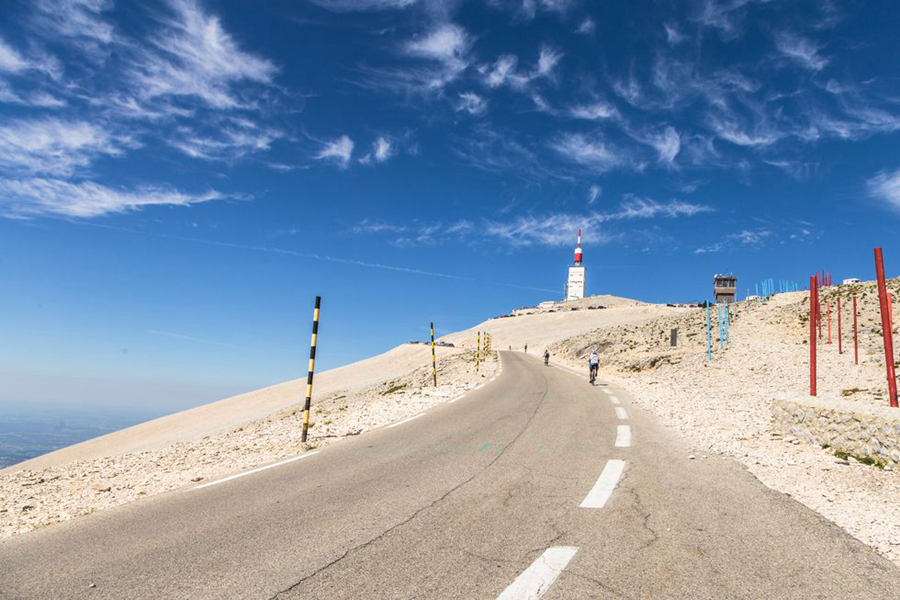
[0,350,497,538]
[551,280,900,565]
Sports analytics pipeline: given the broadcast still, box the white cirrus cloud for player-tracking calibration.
[397,22,470,92]
[0,117,130,177]
[406,23,468,62]
[0,83,66,108]
[664,23,687,45]
[550,133,626,173]
[569,101,617,120]
[727,228,771,246]
[867,168,900,212]
[33,0,116,46]
[0,37,30,73]
[131,0,276,109]
[588,184,601,204]
[536,45,563,77]
[316,135,354,168]
[457,91,487,114]
[167,123,279,161]
[0,177,220,218]
[484,196,711,247]
[484,55,520,88]
[774,31,828,71]
[373,136,393,162]
[310,0,419,9]
[649,126,681,165]
[576,18,596,35]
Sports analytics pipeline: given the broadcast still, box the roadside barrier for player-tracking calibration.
[810,275,817,396]
[431,322,437,387]
[875,248,898,408]
[301,296,321,444]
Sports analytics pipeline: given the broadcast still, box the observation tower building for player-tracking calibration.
[565,229,586,301]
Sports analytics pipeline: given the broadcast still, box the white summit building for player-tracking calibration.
[565,229,586,301]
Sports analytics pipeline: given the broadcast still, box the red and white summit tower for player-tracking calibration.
[565,228,586,301]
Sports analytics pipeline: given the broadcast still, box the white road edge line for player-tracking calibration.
[615,425,632,448]
[194,451,320,490]
[448,395,465,403]
[580,459,626,509]
[609,396,621,405]
[615,406,628,420]
[387,413,424,429]
[496,546,579,600]
[608,393,619,401]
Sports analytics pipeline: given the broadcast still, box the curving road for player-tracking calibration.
[2,351,900,599]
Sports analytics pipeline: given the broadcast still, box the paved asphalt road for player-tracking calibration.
[3,351,900,599]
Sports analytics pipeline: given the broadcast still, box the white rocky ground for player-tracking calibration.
[0,350,497,538]
[551,281,900,565]
[6,283,900,567]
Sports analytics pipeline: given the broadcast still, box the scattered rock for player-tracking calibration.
[92,484,112,493]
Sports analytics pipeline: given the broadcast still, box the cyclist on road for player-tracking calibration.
[588,351,600,384]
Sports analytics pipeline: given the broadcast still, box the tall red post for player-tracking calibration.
[890,293,895,336]
[837,296,842,354]
[817,290,822,340]
[874,248,898,408]
[810,275,817,397]
[827,302,832,344]
[853,294,859,365]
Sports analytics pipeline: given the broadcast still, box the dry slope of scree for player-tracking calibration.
[3,343,464,475]
[443,302,693,361]
[551,283,900,565]
[0,350,497,538]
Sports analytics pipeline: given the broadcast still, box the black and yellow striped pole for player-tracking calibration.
[301,296,321,444]
[430,322,437,387]
[476,331,481,372]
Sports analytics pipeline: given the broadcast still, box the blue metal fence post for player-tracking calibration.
[725,301,730,347]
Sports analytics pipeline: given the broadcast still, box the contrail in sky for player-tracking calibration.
[78,222,561,294]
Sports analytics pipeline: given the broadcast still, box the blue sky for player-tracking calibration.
[2,0,900,414]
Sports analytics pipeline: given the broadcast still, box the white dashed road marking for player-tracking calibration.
[496,546,579,600]
[580,460,626,509]
[615,425,632,448]
[615,406,628,420]
[386,413,424,429]
[193,451,320,490]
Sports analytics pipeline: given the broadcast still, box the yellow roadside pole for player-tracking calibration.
[431,322,437,387]
[301,296,321,444]
[476,331,481,372]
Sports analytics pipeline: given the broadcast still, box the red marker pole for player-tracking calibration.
[874,248,898,408]
[837,296,842,354]
[827,302,832,344]
[853,295,859,365]
[817,290,822,340]
[890,293,895,337]
[810,275,817,397]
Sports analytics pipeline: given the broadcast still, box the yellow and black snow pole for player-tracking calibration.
[476,331,481,372]
[431,322,437,387]
[301,296,321,444]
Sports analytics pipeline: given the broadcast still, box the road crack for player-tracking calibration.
[268,355,552,599]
